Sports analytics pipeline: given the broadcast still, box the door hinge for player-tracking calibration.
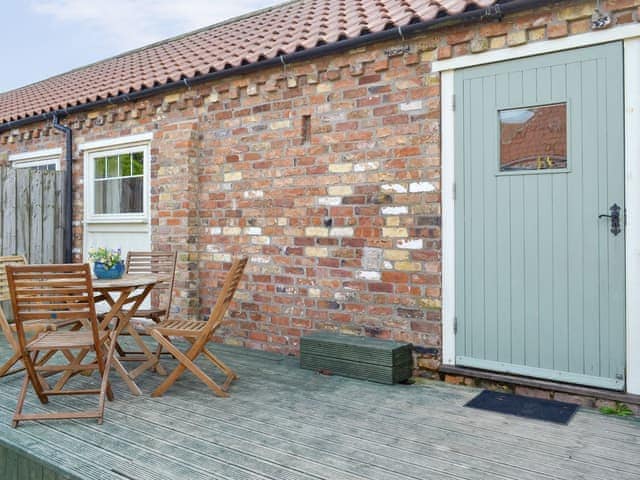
[453,182,456,201]
[454,316,458,334]
[451,94,456,112]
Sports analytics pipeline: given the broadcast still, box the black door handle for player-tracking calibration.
[599,203,621,236]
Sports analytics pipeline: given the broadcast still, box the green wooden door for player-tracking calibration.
[454,43,625,390]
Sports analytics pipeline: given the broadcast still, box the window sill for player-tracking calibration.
[84,217,149,224]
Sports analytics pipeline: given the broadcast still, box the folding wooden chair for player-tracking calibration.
[107,251,177,356]
[0,256,83,378]
[148,257,247,398]
[6,263,115,427]
[123,251,177,327]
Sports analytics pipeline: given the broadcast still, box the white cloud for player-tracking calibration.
[29,0,279,50]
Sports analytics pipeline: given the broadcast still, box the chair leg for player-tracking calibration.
[0,351,23,377]
[12,374,30,428]
[22,352,48,405]
[185,338,238,391]
[201,347,238,390]
[150,332,228,398]
[97,340,117,423]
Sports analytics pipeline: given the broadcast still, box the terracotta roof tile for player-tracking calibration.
[0,0,497,126]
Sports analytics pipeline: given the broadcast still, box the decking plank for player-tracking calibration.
[0,340,638,480]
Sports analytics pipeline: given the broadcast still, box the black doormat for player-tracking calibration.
[465,390,579,424]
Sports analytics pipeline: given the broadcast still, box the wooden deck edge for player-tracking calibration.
[0,436,81,480]
[439,364,640,408]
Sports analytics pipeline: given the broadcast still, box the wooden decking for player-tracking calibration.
[0,339,639,480]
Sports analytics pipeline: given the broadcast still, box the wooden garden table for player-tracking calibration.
[93,273,168,396]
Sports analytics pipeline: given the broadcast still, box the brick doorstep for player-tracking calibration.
[439,364,640,409]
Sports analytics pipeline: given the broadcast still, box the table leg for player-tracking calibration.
[110,284,167,381]
[98,288,146,396]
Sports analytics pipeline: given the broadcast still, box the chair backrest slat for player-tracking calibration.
[126,251,177,319]
[126,252,177,290]
[0,256,26,303]
[6,264,99,353]
[204,257,248,336]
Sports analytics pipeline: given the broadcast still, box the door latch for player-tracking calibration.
[599,203,621,236]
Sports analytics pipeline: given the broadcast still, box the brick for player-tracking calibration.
[558,3,597,20]
[356,270,382,281]
[305,227,329,237]
[489,35,507,49]
[328,185,353,196]
[328,163,353,173]
[547,22,569,38]
[383,249,410,261]
[382,183,407,193]
[397,239,423,250]
[395,262,422,272]
[470,37,489,53]
[527,27,546,41]
[514,386,552,400]
[409,182,435,193]
[419,298,441,309]
[444,374,465,385]
[507,30,527,47]
[382,227,408,238]
[385,217,400,227]
[381,206,408,215]
[569,18,592,35]
[329,227,354,237]
[305,246,329,257]
[318,196,342,206]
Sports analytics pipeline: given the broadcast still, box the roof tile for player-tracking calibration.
[0,0,497,125]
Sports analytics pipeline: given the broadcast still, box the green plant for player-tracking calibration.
[88,247,122,270]
[599,402,634,417]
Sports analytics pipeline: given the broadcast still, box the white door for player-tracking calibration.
[82,138,151,269]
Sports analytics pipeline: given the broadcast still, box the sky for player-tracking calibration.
[0,0,280,93]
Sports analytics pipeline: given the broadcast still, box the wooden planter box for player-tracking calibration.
[300,332,412,384]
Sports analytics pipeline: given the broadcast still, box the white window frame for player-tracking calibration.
[9,148,61,170]
[81,134,151,224]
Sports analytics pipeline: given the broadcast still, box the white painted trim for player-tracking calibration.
[79,132,153,152]
[432,23,640,72]
[624,38,640,395]
[441,70,456,366]
[83,143,151,223]
[8,147,61,162]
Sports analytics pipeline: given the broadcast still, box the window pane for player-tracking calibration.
[94,177,143,214]
[499,103,567,172]
[106,155,119,177]
[119,153,132,176]
[95,157,106,178]
[132,152,144,175]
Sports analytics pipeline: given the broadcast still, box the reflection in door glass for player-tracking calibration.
[499,103,567,172]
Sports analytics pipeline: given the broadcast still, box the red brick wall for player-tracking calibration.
[1,0,638,369]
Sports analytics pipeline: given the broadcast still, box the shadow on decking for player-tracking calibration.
[0,340,639,480]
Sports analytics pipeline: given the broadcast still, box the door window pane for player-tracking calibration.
[93,150,144,215]
[499,103,567,171]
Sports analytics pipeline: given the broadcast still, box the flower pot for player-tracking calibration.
[94,261,124,279]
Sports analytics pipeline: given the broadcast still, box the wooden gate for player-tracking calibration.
[0,167,65,263]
